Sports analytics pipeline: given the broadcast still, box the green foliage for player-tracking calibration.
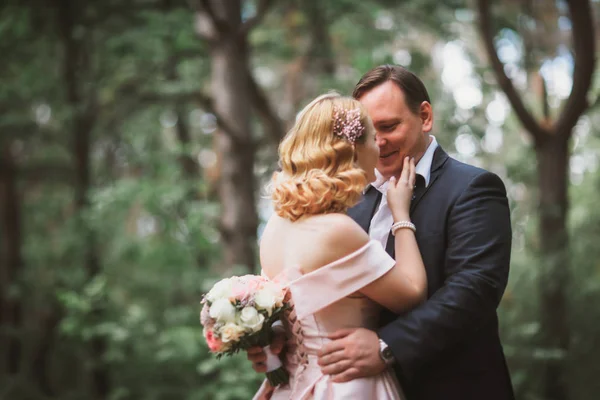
[1,0,600,399]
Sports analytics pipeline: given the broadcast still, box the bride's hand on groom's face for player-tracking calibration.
[246,330,286,373]
[387,156,416,221]
[317,328,386,383]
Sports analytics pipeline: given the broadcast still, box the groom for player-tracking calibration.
[316,65,515,399]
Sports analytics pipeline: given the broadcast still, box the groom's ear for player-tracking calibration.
[420,101,433,133]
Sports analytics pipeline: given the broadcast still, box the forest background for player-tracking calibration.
[1,1,599,399]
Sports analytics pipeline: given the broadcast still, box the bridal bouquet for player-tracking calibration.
[200,275,290,386]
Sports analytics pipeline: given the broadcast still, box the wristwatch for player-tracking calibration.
[378,338,395,366]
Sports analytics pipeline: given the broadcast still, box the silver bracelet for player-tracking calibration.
[391,221,416,236]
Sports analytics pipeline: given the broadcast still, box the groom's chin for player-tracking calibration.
[375,166,394,180]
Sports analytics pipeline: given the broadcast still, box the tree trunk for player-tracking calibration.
[477,1,596,397]
[165,52,201,184]
[302,0,335,75]
[72,96,108,400]
[535,134,570,400]
[175,103,201,180]
[0,142,23,376]
[30,301,62,396]
[203,1,258,272]
[55,0,108,397]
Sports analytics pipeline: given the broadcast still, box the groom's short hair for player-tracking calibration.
[352,64,431,115]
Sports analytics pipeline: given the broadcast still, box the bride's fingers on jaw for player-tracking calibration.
[389,176,396,188]
[401,157,409,179]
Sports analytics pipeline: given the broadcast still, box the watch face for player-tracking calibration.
[383,347,393,360]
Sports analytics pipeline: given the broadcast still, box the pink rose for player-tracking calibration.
[246,277,264,293]
[230,276,263,302]
[204,328,224,352]
[230,280,252,302]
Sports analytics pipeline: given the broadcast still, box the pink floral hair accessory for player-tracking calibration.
[332,106,365,144]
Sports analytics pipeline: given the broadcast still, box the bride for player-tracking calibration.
[252,93,427,399]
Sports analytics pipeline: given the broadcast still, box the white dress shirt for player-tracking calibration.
[368,136,439,248]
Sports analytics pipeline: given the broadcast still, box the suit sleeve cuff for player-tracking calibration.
[378,325,414,382]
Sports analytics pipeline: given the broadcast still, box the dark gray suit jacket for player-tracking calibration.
[347,146,515,400]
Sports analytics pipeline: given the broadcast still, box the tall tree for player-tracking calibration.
[54,0,107,397]
[193,0,277,271]
[0,142,23,377]
[477,0,597,399]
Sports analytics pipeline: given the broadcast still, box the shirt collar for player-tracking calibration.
[415,135,438,187]
[370,135,438,194]
[372,169,387,191]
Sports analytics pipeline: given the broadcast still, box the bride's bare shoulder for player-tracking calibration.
[317,213,364,234]
[260,213,370,273]
[269,213,367,248]
[313,213,370,261]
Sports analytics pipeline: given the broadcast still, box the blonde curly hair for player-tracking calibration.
[271,93,372,221]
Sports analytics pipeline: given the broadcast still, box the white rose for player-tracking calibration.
[209,298,236,323]
[238,307,265,332]
[206,278,233,302]
[219,322,245,343]
[267,281,285,298]
[254,287,278,315]
[270,284,286,307]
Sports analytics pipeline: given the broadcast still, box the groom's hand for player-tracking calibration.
[246,329,286,373]
[317,328,386,383]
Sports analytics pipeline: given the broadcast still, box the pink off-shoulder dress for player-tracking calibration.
[253,240,406,400]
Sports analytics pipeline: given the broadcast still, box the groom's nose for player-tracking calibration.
[375,134,386,147]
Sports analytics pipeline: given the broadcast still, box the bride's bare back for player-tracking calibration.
[260,213,367,279]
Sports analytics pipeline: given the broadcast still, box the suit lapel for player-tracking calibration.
[347,185,381,233]
[386,146,450,256]
[410,146,449,212]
